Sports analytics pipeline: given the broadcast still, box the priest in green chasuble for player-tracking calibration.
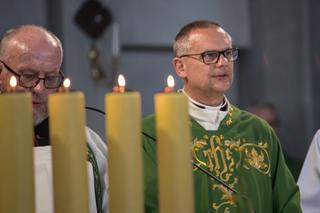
[142,20,301,212]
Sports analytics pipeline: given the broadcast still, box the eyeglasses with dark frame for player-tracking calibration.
[178,48,239,65]
[0,60,64,89]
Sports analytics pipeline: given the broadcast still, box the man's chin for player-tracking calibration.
[212,82,232,93]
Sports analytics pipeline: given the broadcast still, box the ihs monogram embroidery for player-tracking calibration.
[192,134,270,211]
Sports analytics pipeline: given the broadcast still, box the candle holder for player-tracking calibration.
[74,0,114,82]
[89,43,105,80]
[74,0,112,40]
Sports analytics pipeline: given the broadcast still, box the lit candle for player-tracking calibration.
[155,76,194,213]
[63,78,71,89]
[48,80,89,213]
[164,75,175,93]
[105,75,143,213]
[58,77,71,93]
[112,74,126,93]
[8,75,17,92]
[0,80,35,212]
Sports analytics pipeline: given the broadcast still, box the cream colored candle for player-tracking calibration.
[105,92,143,213]
[155,92,194,213]
[0,92,35,213]
[48,92,89,213]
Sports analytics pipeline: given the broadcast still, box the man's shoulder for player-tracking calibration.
[313,129,320,143]
[228,104,274,136]
[232,104,270,126]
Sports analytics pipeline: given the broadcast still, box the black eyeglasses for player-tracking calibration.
[178,48,239,65]
[0,60,64,89]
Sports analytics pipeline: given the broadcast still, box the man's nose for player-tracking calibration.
[33,79,45,91]
[215,53,229,66]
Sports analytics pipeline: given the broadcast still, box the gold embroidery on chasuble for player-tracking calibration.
[192,134,270,211]
[242,142,270,175]
[225,106,234,126]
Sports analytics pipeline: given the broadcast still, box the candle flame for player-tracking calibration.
[63,78,71,89]
[167,75,175,88]
[9,76,17,88]
[118,74,126,87]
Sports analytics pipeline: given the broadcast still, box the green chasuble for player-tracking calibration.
[142,105,301,213]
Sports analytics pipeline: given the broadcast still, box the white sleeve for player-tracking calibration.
[298,129,320,213]
[85,127,108,213]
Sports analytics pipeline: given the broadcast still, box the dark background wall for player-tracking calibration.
[0,0,318,161]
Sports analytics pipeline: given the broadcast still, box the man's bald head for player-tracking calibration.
[0,25,63,64]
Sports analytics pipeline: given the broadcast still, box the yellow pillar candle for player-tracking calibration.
[0,92,35,213]
[155,92,194,213]
[105,92,143,213]
[48,92,89,213]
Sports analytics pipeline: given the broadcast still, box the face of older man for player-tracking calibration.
[0,27,62,125]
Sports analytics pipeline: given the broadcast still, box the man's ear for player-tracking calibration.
[0,67,3,93]
[0,64,3,84]
[172,57,187,78]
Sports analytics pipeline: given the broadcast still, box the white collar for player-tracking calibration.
[180,89,229,131]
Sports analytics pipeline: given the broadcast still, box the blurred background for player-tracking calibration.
[1,0,319,162]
